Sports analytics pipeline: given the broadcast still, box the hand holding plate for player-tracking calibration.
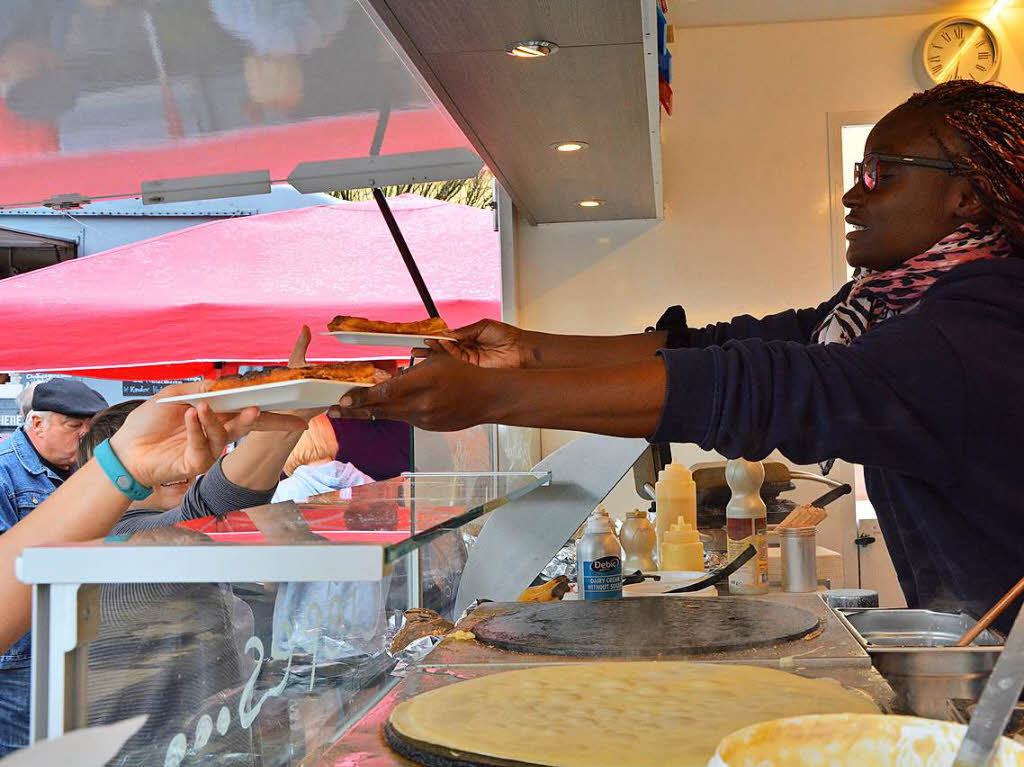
[416,319,525,369]
[331,354,494,431]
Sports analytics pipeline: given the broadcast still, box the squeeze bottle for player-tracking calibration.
[726,458,769,595]
[620,509,657,572]
[660,519,705,572]
[654,463,696,568]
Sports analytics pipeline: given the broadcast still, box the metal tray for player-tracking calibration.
[835,608,1005,720]
[838,608,1002,648]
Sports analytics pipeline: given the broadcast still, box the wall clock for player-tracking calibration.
[919,17,1000,85]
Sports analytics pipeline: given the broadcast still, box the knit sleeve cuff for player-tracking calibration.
[649,347,719,446]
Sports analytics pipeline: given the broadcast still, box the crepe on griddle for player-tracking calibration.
[388,662,878,767]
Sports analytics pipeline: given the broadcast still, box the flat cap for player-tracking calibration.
[31,379,109,418]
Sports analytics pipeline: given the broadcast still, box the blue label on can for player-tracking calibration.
[582,555,622,600]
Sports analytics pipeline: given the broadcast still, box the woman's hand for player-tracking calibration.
[109,382,307,488]
[416,319,526,369]
[330,354,498,432]
[284,324,331,421]
[288,324,312,368]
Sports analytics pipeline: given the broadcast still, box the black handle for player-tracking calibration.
[663,544,757,594]
[810,483,853,509]
[372,187,440,318]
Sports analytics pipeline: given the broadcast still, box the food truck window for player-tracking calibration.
[839,123,881,524]
[841,123,875,281]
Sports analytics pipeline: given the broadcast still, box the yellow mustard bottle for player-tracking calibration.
[654,463,696,569]
[659,519,705,571]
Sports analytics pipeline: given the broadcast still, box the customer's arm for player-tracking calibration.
[112,429,308,533]
[0,386,304,652]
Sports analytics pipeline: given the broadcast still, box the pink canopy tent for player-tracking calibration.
[0,194,500,379]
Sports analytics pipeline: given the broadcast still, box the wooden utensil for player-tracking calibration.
[955,574,1024,647]
[775,483,852,531]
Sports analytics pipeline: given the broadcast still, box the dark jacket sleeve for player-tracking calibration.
[649,307,964,485]
[112,458,275,535]
[655,283,853,349]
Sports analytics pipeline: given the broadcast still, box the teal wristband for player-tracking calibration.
[94,439,152,501]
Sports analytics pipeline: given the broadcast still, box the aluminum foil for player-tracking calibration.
[391,634,442,666]
[540,541,577,582]
[705,549,728,570]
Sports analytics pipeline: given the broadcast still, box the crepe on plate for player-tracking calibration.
[210,362,388,390]
[327,315,451,336]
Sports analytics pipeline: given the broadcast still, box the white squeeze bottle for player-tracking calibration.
[726,458,769,595]
[655,463,696,569]
[620,509,657,572]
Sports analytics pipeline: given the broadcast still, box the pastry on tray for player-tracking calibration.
[210,362,389,390]
[327,315,452,336]
[388,608,455,655]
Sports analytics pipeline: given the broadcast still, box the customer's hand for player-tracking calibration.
[288,324,312,368]
[285,324,331,421]
[109,382,307,488]
[415,319,525,369]
[331,354,496,431]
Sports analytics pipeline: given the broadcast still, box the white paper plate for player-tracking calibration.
[159,379,371,413]
[323,330,456,348]
[627,570,715,598]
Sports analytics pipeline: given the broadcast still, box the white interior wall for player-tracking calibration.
[513,7,1024,588]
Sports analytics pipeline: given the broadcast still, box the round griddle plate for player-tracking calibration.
[471,596,820,656]
[385,722,544,767]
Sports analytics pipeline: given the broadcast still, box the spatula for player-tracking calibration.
[952,602,1024,766]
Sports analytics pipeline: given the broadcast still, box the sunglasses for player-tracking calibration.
[854,152,958,191]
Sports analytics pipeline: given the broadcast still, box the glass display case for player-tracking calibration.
[19,471,550,766]
[19,432,651,766]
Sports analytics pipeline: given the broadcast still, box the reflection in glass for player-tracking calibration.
[0,0,470,207]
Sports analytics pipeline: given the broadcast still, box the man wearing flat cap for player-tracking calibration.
[0,378,106,754]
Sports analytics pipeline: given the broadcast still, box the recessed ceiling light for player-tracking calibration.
[505,40,559,58]
[578,199,603,208]
[551,141,589,152]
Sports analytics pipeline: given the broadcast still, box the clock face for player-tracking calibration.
[923,19,999,84]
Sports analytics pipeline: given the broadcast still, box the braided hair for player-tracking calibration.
[903,81,1024,252]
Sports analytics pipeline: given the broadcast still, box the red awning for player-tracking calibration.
[0,194,500,379]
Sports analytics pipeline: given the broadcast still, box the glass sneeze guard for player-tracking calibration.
[17,471,551,585]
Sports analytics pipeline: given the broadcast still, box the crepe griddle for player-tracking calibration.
[470,597,820,656]
[385,722,545,767]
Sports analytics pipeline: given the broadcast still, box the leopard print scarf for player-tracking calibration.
[813,222,1013,346]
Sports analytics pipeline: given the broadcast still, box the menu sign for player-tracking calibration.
[122,379,199,397]
[0,401,21,439]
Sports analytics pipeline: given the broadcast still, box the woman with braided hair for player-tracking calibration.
[335,80,1024,628]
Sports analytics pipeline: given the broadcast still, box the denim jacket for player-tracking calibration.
[0,428,63,668]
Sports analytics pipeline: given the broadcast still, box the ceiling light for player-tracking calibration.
[578,199,603,208]
[551,141,589,152]
[505,41,559,58]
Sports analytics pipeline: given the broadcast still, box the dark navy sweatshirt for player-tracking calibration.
[651,257,1024,632]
